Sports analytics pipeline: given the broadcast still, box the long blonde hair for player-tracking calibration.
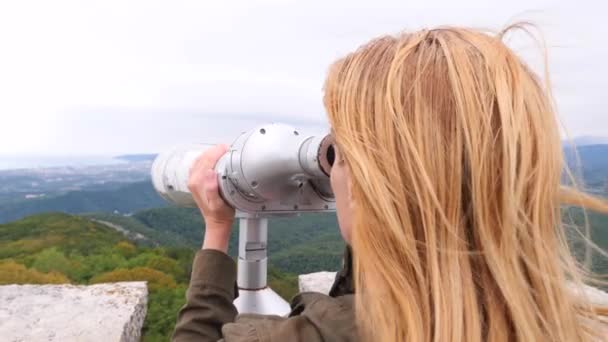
[323,25,608,341]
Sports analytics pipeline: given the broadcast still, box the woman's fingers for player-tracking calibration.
[187,144,234,223]
[189,145,228,192]
[189,144,228,179]
[185,144,234,252]
[203,169,221,207]
[200,145,228,170]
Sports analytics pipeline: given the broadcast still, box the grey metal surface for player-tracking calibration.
[234,217,290,315]
[233,287,291,316]
[151,123,335,316]
[151,123,336,214]
[237,217,268,290]
[151,143,213,207]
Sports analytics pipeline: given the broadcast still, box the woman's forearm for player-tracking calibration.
[202,224,232,253]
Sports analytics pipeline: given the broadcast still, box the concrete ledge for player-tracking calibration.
[0,282,148,342]
[298,271,336,294]
[298,272,608,306]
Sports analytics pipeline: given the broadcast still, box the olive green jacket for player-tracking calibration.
[171,247,357,342]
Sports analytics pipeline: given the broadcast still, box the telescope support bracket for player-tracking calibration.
[233,217,291,315]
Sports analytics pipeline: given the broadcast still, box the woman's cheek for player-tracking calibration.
[331,167,352,243]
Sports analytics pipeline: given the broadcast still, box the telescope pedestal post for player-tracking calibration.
[233,217,291,315]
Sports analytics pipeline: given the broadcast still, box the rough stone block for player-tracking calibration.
[0,282,148,342]
[298,271,337,294]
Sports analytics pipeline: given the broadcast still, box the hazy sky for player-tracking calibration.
[0,0,606,155]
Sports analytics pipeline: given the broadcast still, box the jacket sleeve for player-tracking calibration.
[171,249,239,342]
[171,246,357,342]
[221,293,355,342]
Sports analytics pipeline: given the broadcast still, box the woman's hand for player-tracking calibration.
[188,144,235,253]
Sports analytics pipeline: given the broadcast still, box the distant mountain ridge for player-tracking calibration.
[564,144,608,192]
[114,154,158,163]
[0,181,167,224]
[566,136,608,147]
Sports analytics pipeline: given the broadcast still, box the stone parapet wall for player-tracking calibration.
[0,282,147,342]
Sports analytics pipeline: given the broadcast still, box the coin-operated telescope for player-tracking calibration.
[151,123,336,315]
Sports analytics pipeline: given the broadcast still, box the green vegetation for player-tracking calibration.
[0,181,167,224]
[564,208,608,284]
[83,211,192,248]
[0,260,70,283]
[1,204,607,340]
[0,213,298,341]
[84,204,608,279]
[1,145,606,340]
[84,208,344,275]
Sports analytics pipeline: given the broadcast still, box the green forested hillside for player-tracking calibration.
[84,208,206,248]
[84,208,345,275]
[86,205,608,279]
[0,181,167,224]
[1,205,607,340]
[0,213,298,341]
[589,213,608,280]
[565,209,608,282]
[0,146,606,340]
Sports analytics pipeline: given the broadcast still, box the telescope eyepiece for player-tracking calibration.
[326,144,335,168]
[316,134,336,177]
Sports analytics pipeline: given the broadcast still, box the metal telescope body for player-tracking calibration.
[151,123,336,315]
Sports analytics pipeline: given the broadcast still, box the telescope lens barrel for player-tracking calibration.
[151,144,215,207]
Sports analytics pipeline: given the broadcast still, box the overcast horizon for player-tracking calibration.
[1,0,607,156]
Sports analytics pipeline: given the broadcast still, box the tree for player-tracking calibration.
[114,241,137,258]
[0,260,70,284]
[141,286,187,342]
[90,267,177,291]
[31,247,74,277]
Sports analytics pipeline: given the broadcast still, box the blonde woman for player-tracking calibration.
[172,25,608,341]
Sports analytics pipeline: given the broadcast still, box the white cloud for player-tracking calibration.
[0,0,606,154]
